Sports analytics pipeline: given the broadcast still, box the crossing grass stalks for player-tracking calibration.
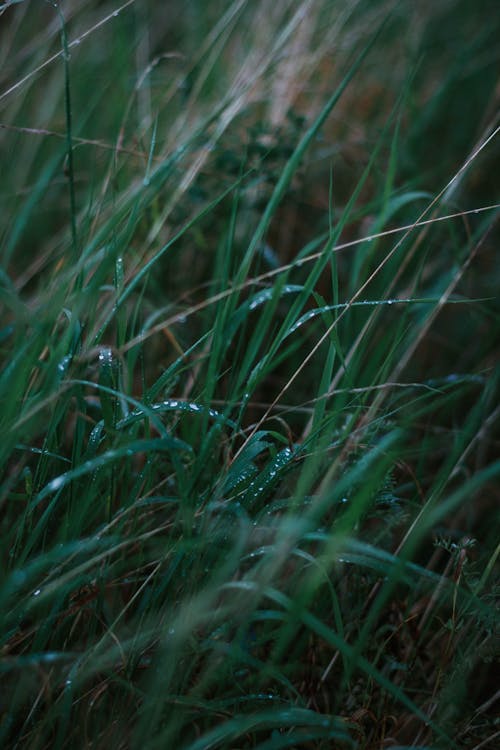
[1,1,499,748]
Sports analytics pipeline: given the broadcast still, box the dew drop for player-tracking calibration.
[58,355,72,374]
[99,347,113,364]
[49,476,65,492]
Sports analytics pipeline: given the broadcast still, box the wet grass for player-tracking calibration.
[1,1,499,748]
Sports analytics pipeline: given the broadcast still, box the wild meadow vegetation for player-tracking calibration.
[1,1,499,748]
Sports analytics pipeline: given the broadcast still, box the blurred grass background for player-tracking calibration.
[0,1,499,748]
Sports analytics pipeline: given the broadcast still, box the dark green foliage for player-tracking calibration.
[1,1,498,748]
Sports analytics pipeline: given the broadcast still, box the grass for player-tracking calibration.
[1,1,499,748]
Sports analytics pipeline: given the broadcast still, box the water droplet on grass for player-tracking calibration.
[48,476,65,492]
[99,347,113,363]
[57,355,72,375]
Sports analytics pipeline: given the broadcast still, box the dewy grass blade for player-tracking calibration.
[32,436,192,507]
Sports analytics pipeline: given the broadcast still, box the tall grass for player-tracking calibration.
[1,1,499,748]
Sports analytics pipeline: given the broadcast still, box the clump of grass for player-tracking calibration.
[1,1,499,749]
